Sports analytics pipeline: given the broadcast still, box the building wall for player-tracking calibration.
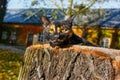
[17,24,43,45]
[72,26,120,49]
[1,24,120,49]
[1,24,43,46]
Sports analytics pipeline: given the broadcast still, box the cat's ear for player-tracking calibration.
[66,16,75,24]
[40,16,50,27]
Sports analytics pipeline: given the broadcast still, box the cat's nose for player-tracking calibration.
[54,35,59,38]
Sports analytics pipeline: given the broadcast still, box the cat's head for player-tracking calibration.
[41,16,74,47]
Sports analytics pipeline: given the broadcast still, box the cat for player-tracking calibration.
[41,16,97,48]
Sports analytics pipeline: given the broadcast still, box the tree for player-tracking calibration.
[27,0,120,44]
[0,0,7,23]
[37,0,99,19]
[18,1,120,79]
[18,44,118,80]
[0,0,7,40]
[29,0,106,38]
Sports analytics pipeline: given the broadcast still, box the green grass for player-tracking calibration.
[0,43,5,46]
[0,49,23,80]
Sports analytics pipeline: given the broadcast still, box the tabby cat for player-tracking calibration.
[41,16,97,48]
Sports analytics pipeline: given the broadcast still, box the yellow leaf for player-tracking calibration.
[0,73,2,79]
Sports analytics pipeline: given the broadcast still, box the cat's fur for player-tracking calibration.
[41,16,97,48]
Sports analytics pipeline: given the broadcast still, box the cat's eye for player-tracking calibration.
[61,29,65,32]
[61,29,68,33]
[49,29,54,33]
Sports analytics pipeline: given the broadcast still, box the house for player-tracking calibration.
[72,9,120,49]
[90,9,120,49]
[1,9,64,46]
[1,8,120,49]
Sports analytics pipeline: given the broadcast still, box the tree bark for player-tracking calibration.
[111,29,119,49]
[0,0,7,23]
[18,44,120,80]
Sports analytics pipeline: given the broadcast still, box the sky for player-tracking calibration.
[7,0,120,9]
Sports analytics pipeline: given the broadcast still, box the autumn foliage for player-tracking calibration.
[0,49,23,80]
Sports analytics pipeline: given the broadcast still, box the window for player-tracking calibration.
[100,37,111,48]
[2,31,7,40]
[38,32,48,43]
[38,32,44,43]
[11,32,16,40]
[28,34,33,41]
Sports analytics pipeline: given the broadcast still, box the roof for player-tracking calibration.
[3,8,120,28]
[89,9,120,28]
[3,8,65,24]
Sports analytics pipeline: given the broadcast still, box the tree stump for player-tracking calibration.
[18,44,120,80]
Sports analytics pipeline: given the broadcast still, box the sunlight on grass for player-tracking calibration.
[0,49,23,80]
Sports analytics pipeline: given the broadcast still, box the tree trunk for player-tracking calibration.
[111,29,119,49]
[97,28,102,45]
[82,27,88,39]
[18,44,120,80]
[0,0,7,23]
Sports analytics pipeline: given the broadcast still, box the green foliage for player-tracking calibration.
[0,49,23,80]
[101,30,112,37]
[28,0,100,19]
[31,0,38,6]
